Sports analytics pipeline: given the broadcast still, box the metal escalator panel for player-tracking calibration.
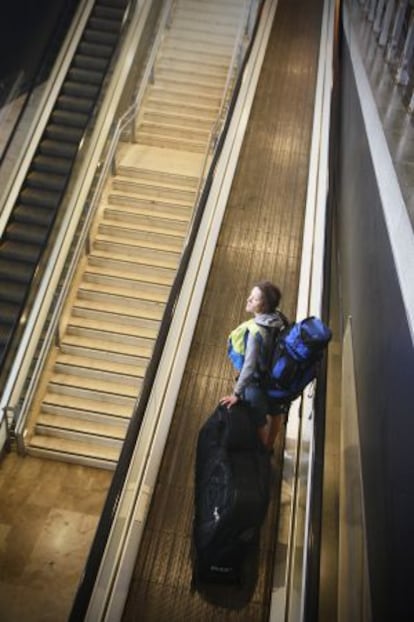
[0,0,128,372]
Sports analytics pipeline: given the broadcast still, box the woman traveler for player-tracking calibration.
[220,280,290,450]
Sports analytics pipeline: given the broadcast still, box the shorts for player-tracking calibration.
[244,384,289,428]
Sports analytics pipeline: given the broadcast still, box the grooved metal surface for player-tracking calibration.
[122,0,324,619]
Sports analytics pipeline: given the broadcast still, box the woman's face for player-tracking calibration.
[246,286,264,314]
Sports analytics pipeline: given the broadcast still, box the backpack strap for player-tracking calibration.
[227,318,263,372]
[257,311,290,373]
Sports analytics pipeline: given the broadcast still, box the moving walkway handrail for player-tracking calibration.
[276,0,336,619]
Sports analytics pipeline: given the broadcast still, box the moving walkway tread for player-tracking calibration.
[120,0,325,619]
[0,0,128,373]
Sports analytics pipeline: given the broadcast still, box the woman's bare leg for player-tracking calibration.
[257,418,270,447]
[266,415,284,450]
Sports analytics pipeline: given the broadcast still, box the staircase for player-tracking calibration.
[25,0,251,469]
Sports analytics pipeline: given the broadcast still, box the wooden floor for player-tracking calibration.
[0,453,112,622]
[122,0,324,620]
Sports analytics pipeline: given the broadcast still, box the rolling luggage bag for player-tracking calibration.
[192,402,270,586]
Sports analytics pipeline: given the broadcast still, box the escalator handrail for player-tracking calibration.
[0,0,95,235]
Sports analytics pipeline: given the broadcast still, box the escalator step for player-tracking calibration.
[14,204,55,227]
[56,94,95,115]
[83,28,118,47]
[0,324,13,345]
[26,170,67,193]
[68,66,105,85]
[0,240,42,264]
[94,6,124,21]
[73,54,108,73]
[98,0,128,6]
[0,257,35,284]
[39,138,79,159]
[20,185,61,209]
[89,17,123,33]
[62,80,100,100]
[78,41,113,59]
[7,221,48,245]
[0,280,28,304]
[33,154,72,176]
[0,301,20,323]
[51,109,89,129]
[45,122,84,144]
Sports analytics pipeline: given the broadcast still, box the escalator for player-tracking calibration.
[0,0,129,371]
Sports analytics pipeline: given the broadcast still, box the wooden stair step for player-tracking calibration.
[27,435,120,469]
[154,71,225,92]
[135,132,207,153]
[115,165,199,188]
[136,121,210,142]
[83,268,171,298]
[99,218,186,240]
[104,197,191,223]
[60,334,152,366]
[84,258,175,287]
[111,176,196,202]
[89,248,179,276]
[175,6,241,26]
[143,94,218,117]
[165,34,233,57]
[49,372,140,399]
[94,230,183,253]
[76,284,167,313]
[169,26,238,49]
[36,412,127,440]
[67,314,160,341]
[142,110,215,130]
[172,15,239,35]
[146,85,221,107]
[54,353,146,383]
[41,391,133,420]
[156,57,228,80]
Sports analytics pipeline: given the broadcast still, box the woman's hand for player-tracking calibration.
[220,394,239,409]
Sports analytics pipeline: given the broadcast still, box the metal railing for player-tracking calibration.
[358,0,414,108]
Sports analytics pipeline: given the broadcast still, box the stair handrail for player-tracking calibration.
[188,0,259,236]
[114,0,177,152]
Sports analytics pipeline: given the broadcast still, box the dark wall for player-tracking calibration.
[0,0,80,96]
[338,30,414,622]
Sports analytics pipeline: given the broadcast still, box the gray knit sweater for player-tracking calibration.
[233,311,286,396]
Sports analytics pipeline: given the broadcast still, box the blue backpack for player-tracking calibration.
[264,316,332,402]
